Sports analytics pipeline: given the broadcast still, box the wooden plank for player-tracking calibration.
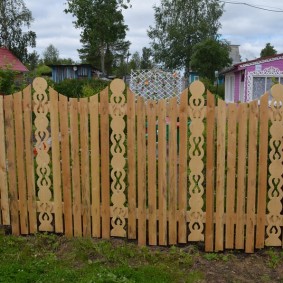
[215,99,226,251]
[168,97,177,245]
[127,89,136,239]
[89,94,100,237]
[158,99,167,245]
[205,91,215,251]
[49,87,63,233]
[14,91,28,234]
[245,100,258,253]
[137,97,146,246]
[0,95,10,225]
[147,100,157,245]
[225,103,237,249]
[4,95,19,235]
[100,88,110,239]
[178,89,188,244]
[256,93,269,248]
[235,103,248,249]
[59,94,73,237]
[70,98,82,237]
[80,98,91,237]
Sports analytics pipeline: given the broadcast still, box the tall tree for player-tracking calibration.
[0,0,36,63]
[148,0,224,74]
[140,47,153,69]
[42,44,60,65]
[65,0,131,74]
[129,51,141,71]
[191,38,231,82]
[260,43,277,58]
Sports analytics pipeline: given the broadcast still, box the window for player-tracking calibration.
[225,75,235,102]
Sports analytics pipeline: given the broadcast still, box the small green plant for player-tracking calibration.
[203,252,220,261]
[266,249,282,268]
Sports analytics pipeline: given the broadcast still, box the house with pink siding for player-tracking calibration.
[222,53,283,102]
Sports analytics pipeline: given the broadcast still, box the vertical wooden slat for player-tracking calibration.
[225,103,237,249]
[89,94,100,237]
[49,87,63,233]
[14,91,28,234]
[205,90,215,251]
[4,95,19,235]
[235,103,248,249]
[137,97,146,245]
[80,98,91,237]
[215,99,226,251]
[23,86,36,233]
[0,96,10,225]
[256,93,269,248]
[147,100,157,245]
[158,99,167,245]
[245,100,258,253]
[100,88,110,239]
[127,89,136,239]
[178,89,188,244]
[59,94,73,237]
[70,98,82,237]
[168,97,177,245]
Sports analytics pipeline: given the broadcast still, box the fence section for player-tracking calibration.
[0,77,283,253]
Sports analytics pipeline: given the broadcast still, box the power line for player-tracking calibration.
[220,1,283,12]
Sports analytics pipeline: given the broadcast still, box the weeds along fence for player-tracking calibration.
[0,77,282,253]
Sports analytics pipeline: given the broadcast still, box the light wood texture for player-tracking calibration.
[265,84,283,247]
[89,94,101,237]
[235,103,248,249]
[0,96,10,226]
[147,100,157,245]
[256,93,269,248]
[110,79,127,237]
[178,89,188,244]
[127,89,136,239]
[100,88,110,239]
[70,98,82,236]
[4,95,19,235]
[215,99,226,251]
[205,91,215,252]
[188,81,205,241]
[168,97,177,245]
[59,93,73,237]
[158,99,167,246]
[225,103,237,249]
[49,87,63,233]
[137,96,146,246]
[245,100,259,253]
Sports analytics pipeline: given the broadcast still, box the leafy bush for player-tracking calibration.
[0,66,17,95]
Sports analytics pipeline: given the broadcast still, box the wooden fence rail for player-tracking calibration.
[0,77,282,253]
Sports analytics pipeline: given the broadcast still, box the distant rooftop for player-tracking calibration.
[0,47,28,72]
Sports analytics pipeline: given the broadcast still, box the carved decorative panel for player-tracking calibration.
[110,79,127,237]
[266,84,283,246]
[188,81,205,241]
[33,78,53,231]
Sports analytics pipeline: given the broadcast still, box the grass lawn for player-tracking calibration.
[0,232,282,283]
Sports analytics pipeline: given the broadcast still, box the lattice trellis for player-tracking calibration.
[130,69,183,100]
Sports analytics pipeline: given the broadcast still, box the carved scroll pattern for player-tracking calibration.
[110,79,127,237]
[266,84,283,246]
[188,81,205,241]
[33,78,53,231]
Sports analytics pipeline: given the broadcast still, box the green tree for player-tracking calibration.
[65,0,131,75]
[129,51,141,71]
[148,0,223,74]
[0,0,36,63]
[260,43,277,58]
[43,44,60,65]
[140,47,153,69]
[191,38,231,82]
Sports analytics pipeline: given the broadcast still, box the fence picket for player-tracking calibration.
[235,103,248,249]
[147,100,157,245]
[89,94,100,238]
[245,100,258,253]
[0,96,9,226]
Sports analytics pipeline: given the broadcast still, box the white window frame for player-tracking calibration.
[225,74,235,102]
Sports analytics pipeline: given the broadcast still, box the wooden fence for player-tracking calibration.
[0,77,282,253]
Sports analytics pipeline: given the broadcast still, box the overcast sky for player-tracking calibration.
[25,0,283,63]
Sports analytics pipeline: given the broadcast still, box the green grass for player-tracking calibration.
[0,234,201,283]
